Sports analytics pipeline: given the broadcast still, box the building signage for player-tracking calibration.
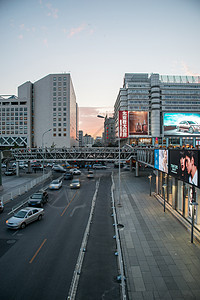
[119,111,128,138]
[169,149,199,187]
[163,113,200,136]
[154,149,168,173]
[129,111,148,135]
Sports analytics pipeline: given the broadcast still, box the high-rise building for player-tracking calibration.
[114,73,200,147]
[0,73,78,148]
[103,116,115,146]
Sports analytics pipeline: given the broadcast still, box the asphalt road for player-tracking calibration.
[0,168,120,300]
[0,170,96,300]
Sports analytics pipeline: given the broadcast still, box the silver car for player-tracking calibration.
[49,179,62,190]
[70,179,81,189]
[6,207,44,229]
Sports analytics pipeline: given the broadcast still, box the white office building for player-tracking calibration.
[114,73,200,147]
[0,73,78,148]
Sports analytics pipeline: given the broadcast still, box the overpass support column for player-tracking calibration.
[16,162,20,177]
[130,159,133,171]
[136,161,139,177]
[27,161,31,173]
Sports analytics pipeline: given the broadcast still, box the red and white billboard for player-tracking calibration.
[119,111,128,138]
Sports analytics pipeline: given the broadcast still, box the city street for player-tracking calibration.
[0,169,120,300]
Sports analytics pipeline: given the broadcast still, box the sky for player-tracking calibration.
[0,0,200,136]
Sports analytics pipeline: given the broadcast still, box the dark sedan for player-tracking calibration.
[28,190,48,207]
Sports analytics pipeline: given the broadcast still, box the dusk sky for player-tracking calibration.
[1,0,200,135]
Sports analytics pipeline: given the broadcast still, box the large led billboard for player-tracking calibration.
[169,149,199,187]
[154,149,168,173]
[129,111,148,135]
[164,113,200,136]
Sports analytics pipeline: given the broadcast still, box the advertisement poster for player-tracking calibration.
[169,149,199,187]
[164,113,200,136]
[154,149,168,173]
[119,111,128,138]
[129,111,148,135]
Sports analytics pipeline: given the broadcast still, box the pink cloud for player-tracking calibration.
[68,24,86,37]
[181,62,200,76]
[79,107,113,137]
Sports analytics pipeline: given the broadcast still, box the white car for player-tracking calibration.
[6,207,44,229]
[49,179,62,190]
[70,168,81,175]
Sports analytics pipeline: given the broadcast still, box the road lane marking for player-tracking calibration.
[61,190,78,217]
[70,203,86,217]
[29,239,47,264]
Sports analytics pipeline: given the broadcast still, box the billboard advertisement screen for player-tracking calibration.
[154,149,168,173]
[164,113,200,136]
[169,149,199,187]
[129,111,148,135]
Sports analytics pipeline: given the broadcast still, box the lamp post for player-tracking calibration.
[148,175,152,196]
[42,129,51,175]
[162,184,167,212]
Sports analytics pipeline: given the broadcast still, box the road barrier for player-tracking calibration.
[0,171,52,205]
[111,172,127,300]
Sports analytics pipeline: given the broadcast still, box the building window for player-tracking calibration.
[53,82,56,86]
[53,133,56,136]
[53,77,57,81]
[58,133,61,136]
[63,77,66,81]
[58,77,61,81]
[64,133,66,136]
[53,92,56,96]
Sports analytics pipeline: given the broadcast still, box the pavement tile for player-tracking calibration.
[133,277,146,292]
[115,172,200,300]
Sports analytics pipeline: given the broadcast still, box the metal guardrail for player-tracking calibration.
[111,173,127,300]
[0,171,52,206]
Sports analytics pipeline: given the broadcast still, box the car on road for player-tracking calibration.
[70,168,81,175]
[49,178,62,190]
[28,190,48,207]
[0,200,4,213]
[4,168,16,176]
[52,164,66,172]
[93,164,107,169]
[64,172,73,180]
[70,179,81,189]
[6,207,44,229]
[176,120,200,134]
[87,170,94,179]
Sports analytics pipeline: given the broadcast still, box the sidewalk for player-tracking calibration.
[114,171,200,300]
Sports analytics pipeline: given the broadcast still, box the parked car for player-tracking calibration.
[4,168,16,176]
[176,120,200,134]
[70,179,81,189]
[87,170,94,179]
[64,172,73,180]
[49,178,62,190]
[0,200,4,213]
[6,207,44,229]
[70,168,81,175]
[28,190,48,207]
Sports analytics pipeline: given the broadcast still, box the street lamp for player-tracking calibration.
[42,129,51,175]
[162,184,167,212]
[148,175,152,196]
